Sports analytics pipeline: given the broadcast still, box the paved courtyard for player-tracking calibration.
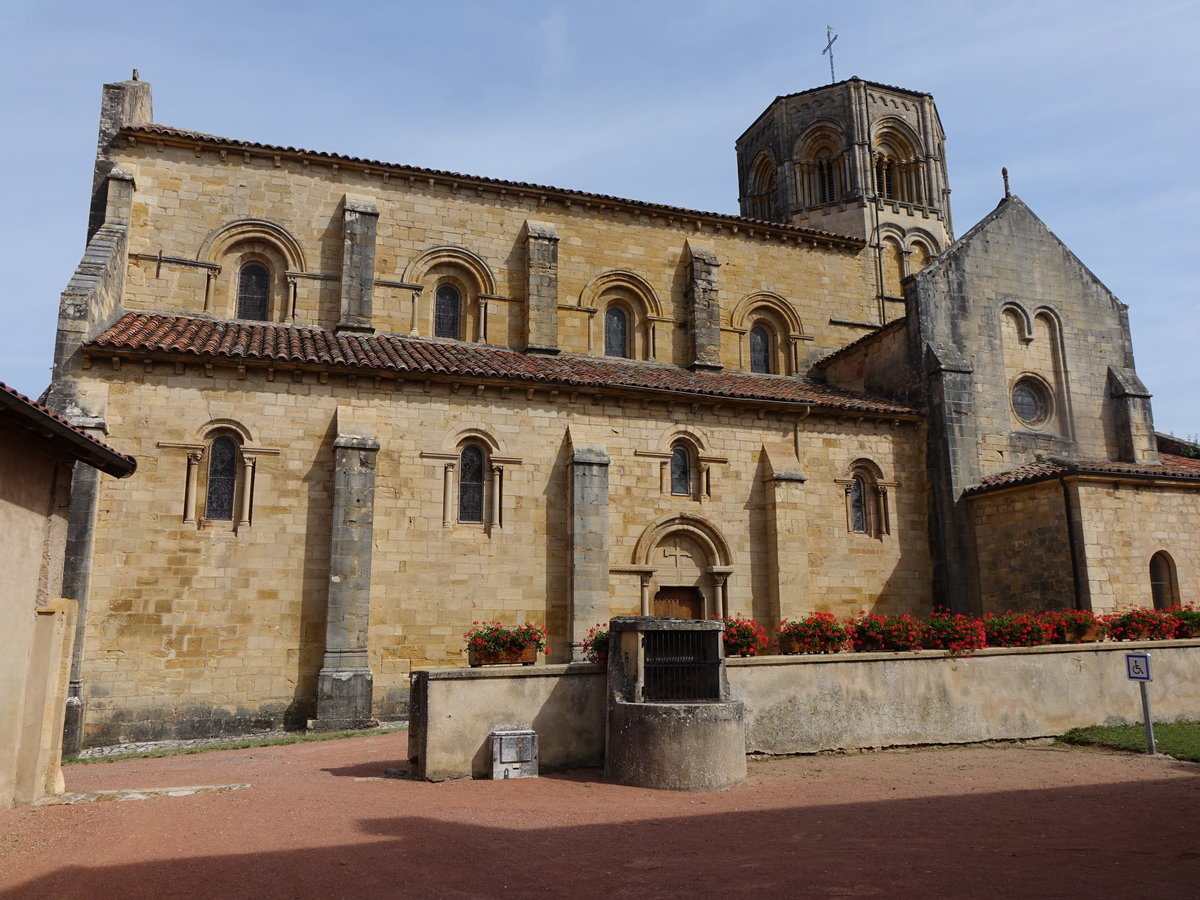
[2,733,1197,898]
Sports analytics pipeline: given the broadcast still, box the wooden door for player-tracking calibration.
[653,586,703,619]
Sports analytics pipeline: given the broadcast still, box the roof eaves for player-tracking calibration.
[0,381,136,477]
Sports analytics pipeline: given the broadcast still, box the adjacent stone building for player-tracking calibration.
[0,381,134,805]
[43,74,1198,748]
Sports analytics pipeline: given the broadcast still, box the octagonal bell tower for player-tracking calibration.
[736,77,952,289]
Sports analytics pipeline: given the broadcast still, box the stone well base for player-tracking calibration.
[604,700,746,791]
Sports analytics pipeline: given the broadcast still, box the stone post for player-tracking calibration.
[89,76,152,241]
[685,241,723,372]
[569,444,610,661]
[314,429,380,730]
[337,195,378,334]
[524,221,560,354]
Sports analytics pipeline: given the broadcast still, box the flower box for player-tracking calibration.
[467,641,538,667]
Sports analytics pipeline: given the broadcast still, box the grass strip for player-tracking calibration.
[1060,721,1200,762]
[64,726,406,765]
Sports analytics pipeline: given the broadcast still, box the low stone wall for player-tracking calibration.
[407,641,1200,780]
[408,663,606,781]
[728,640,1200,754]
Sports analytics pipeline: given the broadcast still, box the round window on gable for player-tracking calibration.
[1011,377,1052,428]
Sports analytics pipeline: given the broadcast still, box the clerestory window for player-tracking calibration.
[237,263,270,320]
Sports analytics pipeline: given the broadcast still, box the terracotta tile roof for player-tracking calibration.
[123,124,862,248]
[88,313,917,416]
[0,380,136,477]
[966,453,1200,495]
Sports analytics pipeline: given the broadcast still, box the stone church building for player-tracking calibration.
[43,75,1199,748]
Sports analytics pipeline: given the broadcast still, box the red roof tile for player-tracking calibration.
[967,453,1200,494]
[88,313,916,416]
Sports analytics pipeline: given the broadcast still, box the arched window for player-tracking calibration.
[435,284,462,339]
[604,306,629,358]
[1150,552,1179,610]
[749,325,773,374]
[458,444,485,523]
[237,263,270,320]
[843,462,890,538]
[205,435,239,521]
[670,444,691,496]
[816,153,838,205]
[746,153,776,220]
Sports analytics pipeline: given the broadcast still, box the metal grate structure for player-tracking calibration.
[642,629,721,702]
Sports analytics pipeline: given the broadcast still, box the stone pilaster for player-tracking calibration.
[923,342,982,616]
[760,442,808,627]
[524,221,560,354]
[685,241,722,372]
[569,443,610,661]
[314,416,380,729]
[337,195,378,334]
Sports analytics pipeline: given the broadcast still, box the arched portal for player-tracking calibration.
[633,514,734,619]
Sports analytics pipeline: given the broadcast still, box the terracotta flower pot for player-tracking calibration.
[467,642,538,667]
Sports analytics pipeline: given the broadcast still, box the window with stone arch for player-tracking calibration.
[435,282,462,339]
[734,295,802,376]
[840,460,890,539]
[604,304,630,358]
[199,219,305,324]
[203,432,242,522]
[458,443,487,524]
[1150,551,1180,610]
[404,246,498,344]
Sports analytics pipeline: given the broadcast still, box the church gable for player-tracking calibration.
[907,195,1155,476]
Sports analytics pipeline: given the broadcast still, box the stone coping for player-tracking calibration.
[726,637,1200,667]
[416,662,604,681]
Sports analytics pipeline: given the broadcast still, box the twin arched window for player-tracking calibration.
[604,306,629,358]
[237,264,270,320]
[435,284,462,339]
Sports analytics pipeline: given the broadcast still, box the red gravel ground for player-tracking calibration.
[1,734,1198,898]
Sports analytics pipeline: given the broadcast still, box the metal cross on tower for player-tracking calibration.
[822,26,838,83]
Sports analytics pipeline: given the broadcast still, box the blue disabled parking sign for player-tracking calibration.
[1126,652,1152,682]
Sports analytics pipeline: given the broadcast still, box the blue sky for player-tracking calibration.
[1,0,1196,436]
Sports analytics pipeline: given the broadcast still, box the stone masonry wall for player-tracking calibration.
[1074,481,1200,613]
[78,362,930,743]
[970,482,1074,613]
[111,139,880,364]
